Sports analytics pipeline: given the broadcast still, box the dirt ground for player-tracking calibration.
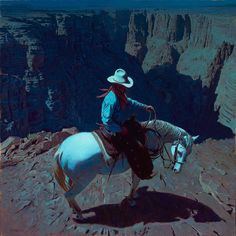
[0,131,235,236]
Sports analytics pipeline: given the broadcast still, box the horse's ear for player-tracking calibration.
[192,135,199,142]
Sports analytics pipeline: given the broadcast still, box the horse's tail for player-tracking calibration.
[53,151,73,192]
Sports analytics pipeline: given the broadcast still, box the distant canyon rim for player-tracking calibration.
[0,9,235,141]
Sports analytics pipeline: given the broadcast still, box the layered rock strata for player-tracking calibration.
[0,10,235,141]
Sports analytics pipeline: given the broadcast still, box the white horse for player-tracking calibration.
[53,119,199,220]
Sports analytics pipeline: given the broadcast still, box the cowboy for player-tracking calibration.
[97,68,155,138]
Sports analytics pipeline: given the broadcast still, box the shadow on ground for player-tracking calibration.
[75,187,223,227]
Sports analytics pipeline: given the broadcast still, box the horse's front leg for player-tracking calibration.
[127,170,140,206]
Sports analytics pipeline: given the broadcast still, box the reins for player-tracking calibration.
[107,109,181,183]
[144,110,176,169]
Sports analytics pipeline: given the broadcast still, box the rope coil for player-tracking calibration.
[144,109,175,169]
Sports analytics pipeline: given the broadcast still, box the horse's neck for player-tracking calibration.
[144,120,186,144]
[145,130,164,151]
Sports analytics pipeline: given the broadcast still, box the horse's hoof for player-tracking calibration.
[73,214,86,222]
[72,206,82,214]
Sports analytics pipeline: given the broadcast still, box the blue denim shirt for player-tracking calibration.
[101,91,147,133]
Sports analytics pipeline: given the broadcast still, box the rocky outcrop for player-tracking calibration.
[0,131,235,235]
[22,70,47,132]
[189,15,213,48]
[196,42,235,134]
[56,14,75,36]
[130,13,236,82]
[142,42,179,73]
[0,73,28,140]
[0,25,28,76]
[125,11,236,136]
[125,12,148,63]
[215,47,236,134]
[0,127,79,158]
[146,13,190,43]
[26,40,44,72]
[206,42,233,88]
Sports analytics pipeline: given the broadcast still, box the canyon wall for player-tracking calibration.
[0,10,235,141]
[125,11,236,136]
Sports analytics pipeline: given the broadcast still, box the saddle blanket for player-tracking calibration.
[92,130,119,166]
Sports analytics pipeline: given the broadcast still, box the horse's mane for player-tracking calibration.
[141,119,189,142]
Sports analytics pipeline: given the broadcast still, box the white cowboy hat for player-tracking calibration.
[107,68,134,88]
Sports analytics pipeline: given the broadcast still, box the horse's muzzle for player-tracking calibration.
[173,162,182,173]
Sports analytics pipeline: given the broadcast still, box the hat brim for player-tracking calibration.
[107,76,134,88]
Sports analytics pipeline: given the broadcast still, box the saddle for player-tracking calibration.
[94,128,119,156]
[93,117,154,180]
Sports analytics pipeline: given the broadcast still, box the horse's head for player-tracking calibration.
[172,134,199,173]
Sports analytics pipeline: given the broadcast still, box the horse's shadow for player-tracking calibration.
[75,187,223,227]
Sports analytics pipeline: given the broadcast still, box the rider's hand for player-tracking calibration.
[121,126,129,136]
[145,105,155,113]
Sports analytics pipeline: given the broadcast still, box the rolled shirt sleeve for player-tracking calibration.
[101,94,122,133]
[127,97,147,110]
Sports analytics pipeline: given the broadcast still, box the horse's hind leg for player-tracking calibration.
[64,172,97,220]
[54,155,82,216]
[64,183,85,220]
[64,185,81,211]
[54,156,83,218]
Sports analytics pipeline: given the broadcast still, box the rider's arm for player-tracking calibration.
[101,93,122,133]
[127,97,148,110]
